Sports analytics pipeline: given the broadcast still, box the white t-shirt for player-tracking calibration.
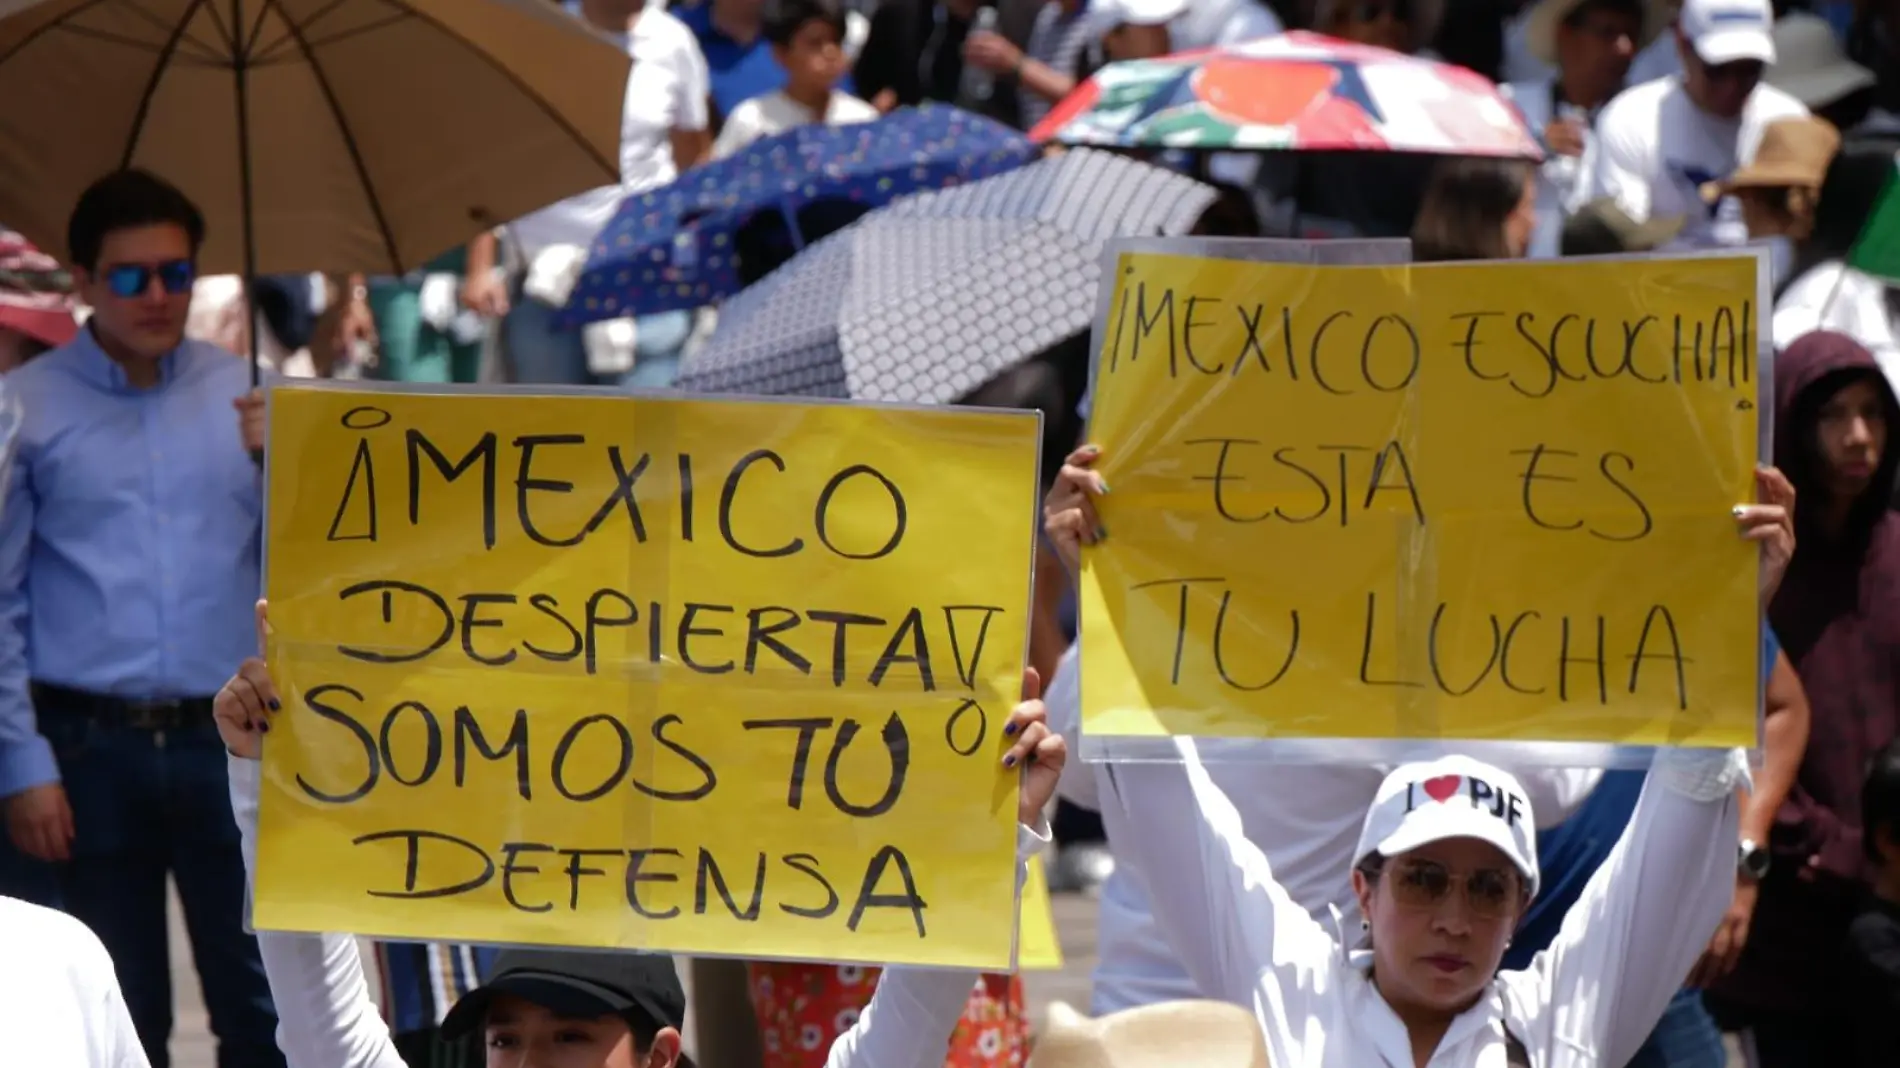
[1587,75,1807,242]
[509,3,712,260]
[1169,0,1282,52]
[0,897,146,1067]
[1502,79,1598,259]
[711,89,881,160]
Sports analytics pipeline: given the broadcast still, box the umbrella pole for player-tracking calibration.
[234,0,262,389]
[233,0,265,463]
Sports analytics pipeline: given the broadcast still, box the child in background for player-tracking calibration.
[712,0,878,159]
[1850,739,1900,1066]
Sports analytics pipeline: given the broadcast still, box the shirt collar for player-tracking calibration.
[70,321,182,394]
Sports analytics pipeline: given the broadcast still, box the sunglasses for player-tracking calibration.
[104,259,195,299]
[1386,859,1521,919]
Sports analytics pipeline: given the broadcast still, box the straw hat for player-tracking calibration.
[1523,0,1669,67]
[1561,197,1687,255]
[1699,115,1842,202]
[1028,1001,1270,1068]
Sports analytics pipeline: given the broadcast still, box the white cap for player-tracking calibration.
[1353,756,1542,899]
[1677,0,1776,66]
[1090,0,1190,29]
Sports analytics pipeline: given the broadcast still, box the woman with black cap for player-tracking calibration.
[211,603,1068,1068]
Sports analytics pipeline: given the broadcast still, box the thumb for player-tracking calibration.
[254,600,273,657]
[1021,665,1042,702]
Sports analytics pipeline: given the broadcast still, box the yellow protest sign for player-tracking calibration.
[1017,859,1064,970]
[257,385,1042,969]
[1081,252,1762,748]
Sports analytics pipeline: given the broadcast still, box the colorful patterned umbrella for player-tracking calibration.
[678,148,1215,404]
[562,104,1037,325]
[1030,31,1541,159]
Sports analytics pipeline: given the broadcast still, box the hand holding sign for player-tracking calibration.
[215,601,280,760]
[1736,465,1795,608]
[1043,444,1109,577]
[1003,667,1067,828]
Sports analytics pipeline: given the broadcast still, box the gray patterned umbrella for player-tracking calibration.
[677,148,1218,403]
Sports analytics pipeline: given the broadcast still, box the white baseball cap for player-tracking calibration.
[1677,0,1776,66]
[1090,0,1191,29]
[1353,755,1542,899]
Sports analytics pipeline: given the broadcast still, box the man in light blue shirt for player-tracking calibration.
[0,170,282,1068]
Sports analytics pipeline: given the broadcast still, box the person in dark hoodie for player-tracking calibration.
[1706,329,1900,1067]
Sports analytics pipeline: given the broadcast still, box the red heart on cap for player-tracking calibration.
[1421,775,1461,802]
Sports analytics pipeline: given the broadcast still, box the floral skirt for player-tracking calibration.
[746,962,1028,1067]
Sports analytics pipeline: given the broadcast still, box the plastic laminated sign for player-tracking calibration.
[254,382,1044,970]
[1078,240,1771,768]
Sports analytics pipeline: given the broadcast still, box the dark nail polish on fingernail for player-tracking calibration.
[268,699,281,711]
[1095,526,1108,541]
[1003,755,1017,767]
[1004,723,1018,736]
[260,721,271,733]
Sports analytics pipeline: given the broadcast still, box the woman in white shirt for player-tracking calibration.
[1040,444,1795,1068]
[209,605,1066,1068]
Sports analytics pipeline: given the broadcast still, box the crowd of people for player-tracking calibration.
[2,0,1900,1066]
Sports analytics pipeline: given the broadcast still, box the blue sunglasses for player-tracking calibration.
[104,259,195,298]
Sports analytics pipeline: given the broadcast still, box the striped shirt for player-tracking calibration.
[1018,0,1097,131]
[373,942,498,1034]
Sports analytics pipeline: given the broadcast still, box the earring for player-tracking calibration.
[1360,919,1370,931]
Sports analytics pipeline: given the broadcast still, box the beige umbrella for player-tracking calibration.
[0,0,627,317]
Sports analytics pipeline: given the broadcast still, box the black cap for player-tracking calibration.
[440,948,687,1040]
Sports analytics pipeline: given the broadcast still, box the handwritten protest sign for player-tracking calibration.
[1019,859,1063,969]
[256,386,1042,969]
[1080,251,1763,750]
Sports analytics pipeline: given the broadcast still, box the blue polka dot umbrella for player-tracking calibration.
[561,104,1037,325]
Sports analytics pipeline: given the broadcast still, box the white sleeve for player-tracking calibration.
[711,104,758,160]
[1519,748,1745,1068]
[675,32,711,132]
[1506,762,1605,829]
[1041,643,1099,811]
[1096,739,1334,1042]
[229,757,406,1068]
[99,983,150,1068]
[76,925,150,1068]
[1585,105,1654,221]
[823,821,1052,1068]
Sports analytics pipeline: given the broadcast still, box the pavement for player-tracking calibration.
[165,882,1101,1067]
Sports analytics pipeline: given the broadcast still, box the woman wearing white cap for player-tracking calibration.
[1041,444,1794,1067]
